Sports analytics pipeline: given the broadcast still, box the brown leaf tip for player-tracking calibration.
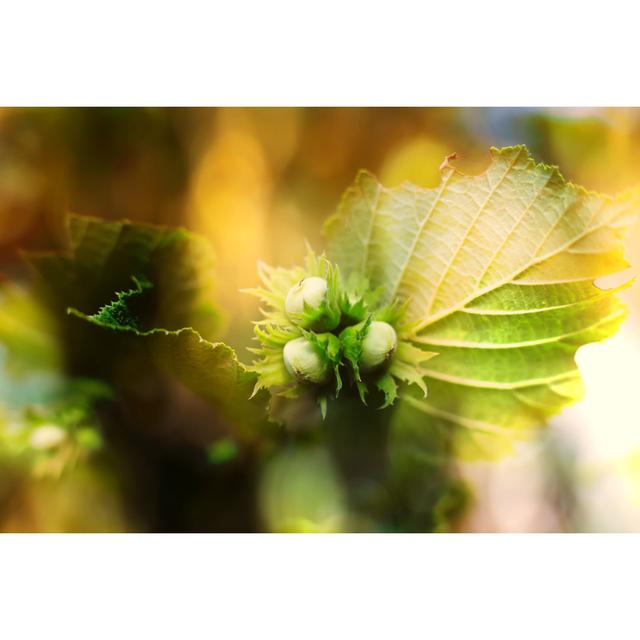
[439,152,458,172]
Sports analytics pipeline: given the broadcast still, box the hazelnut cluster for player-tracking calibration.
[245,252,434,416]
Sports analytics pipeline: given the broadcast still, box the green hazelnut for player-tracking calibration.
[285,277,328,317]
[359,321,397,372]
[283,336,330,384]
[285,276,340,331]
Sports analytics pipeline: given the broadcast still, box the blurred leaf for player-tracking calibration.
[23,214,274,438]
[325,145,640,458]
[24,213,220,339]
[72,309,271,437]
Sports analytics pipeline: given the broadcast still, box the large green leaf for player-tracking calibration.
[325,146,640,457]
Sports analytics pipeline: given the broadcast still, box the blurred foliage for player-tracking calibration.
[259,444,347,533]
[20,210,274,532]
[0,280,117,530]
[0,280,109,471]
[1,108,640,532]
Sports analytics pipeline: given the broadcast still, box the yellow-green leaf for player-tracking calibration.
[325,146,640,458]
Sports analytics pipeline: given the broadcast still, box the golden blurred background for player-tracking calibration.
[1,107,640,531]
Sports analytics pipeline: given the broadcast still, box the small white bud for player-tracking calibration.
[283,336,330,384]
[285,277,328,318]
[360,321,397,372]
[29,424,67,450]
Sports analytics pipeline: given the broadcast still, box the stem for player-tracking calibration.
[323,392,469,532]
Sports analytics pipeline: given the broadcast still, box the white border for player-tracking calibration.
[1,534,638,639]
[1,1,639,105]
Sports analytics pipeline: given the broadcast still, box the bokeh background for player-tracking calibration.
[1,107,640,532]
